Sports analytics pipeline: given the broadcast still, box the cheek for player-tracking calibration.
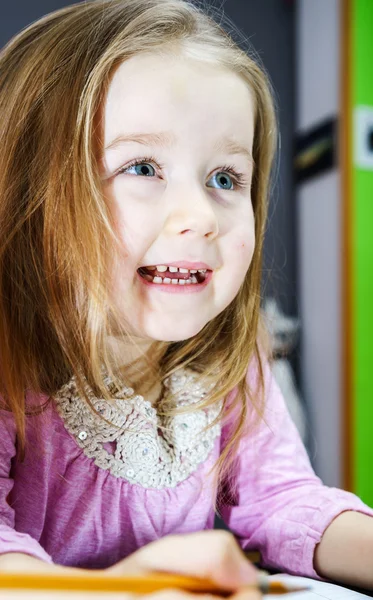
[106,180,157,237]
[238,238,255,264]
[231,242,254,282]
[109,198,155,260]
[222,205,255,277]
[104,203,146,293]
[231,216,256,267]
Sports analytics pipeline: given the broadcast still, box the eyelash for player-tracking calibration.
[117,156,249,190]
[217,165,248,190]
[117,155,162,175]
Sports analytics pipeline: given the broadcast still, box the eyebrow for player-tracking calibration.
[104,131,254,163]
[214,136,254,164]
[104,132,176,153]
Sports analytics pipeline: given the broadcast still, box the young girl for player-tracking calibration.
[0,0,372,597]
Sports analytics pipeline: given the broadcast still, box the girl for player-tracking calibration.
[0,0,372,597]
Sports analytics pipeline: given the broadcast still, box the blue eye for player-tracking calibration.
[117,158,248,191]
[207,172,234,190]
[125,162,155,177]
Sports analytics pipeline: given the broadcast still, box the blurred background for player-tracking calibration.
[2,0,372,505]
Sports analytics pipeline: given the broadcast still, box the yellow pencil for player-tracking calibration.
[0,571,311,596]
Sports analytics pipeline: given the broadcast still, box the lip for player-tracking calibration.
[140,261,213,271]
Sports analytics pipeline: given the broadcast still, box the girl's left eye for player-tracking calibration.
[207,171,234,190]
[207,167,248,191]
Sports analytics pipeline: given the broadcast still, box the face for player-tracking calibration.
[101,52,255,344]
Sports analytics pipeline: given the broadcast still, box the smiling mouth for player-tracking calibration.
[137,265,209,285]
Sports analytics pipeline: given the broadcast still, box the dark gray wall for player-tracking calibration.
[222,0,296,315]
[0,1,72,48]
[1,0,296,314]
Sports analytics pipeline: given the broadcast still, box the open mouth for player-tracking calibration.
[137,265,210,285]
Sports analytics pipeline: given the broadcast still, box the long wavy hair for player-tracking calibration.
[0,0,276,477]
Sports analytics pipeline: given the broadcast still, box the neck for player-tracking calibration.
[105,334,162,404]
[106,334,153,365]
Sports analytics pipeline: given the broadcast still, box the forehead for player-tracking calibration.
[103,53,255,149]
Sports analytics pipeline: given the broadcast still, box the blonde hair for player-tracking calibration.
[0,0,276,479]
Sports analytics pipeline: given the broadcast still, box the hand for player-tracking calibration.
[106,530,261,599]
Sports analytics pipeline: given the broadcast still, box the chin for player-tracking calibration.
[145,320,207,343]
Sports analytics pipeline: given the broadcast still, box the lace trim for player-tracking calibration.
[53,368,222,489]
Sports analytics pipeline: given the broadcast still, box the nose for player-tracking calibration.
[164,182,219,240]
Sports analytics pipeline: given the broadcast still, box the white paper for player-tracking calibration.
[267,574,371,600]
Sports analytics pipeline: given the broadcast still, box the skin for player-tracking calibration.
[0,531,261,600]
[100,52,256,364]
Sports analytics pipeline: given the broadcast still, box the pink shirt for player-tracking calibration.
[0,362,372,578]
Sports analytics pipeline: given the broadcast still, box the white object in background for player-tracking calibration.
[263,298,300,355]
[271,359,307,443]
[262,298,307,443]
[354,105,373,170]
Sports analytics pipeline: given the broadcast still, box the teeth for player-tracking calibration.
[144,265,209,274]
[140,265,210,285]
[144,274,202,285]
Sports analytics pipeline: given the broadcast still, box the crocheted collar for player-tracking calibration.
[53,368,222,489]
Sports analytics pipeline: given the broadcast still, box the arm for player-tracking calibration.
[314,511,373,588]
[219,361,373,582]
[0,532,261,600]
[0,552,78,573]
[0,409,54,566]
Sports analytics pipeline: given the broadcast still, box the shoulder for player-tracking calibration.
[224,353,280,415]
[0,389,53,441]
[221,354,288,444]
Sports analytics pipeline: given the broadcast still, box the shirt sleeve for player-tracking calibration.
[219,361,373,579]
[0,409,53,563]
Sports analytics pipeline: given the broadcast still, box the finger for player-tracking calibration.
[231,589,262,600]
[145,591,215,600]
[145,588,261,600]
